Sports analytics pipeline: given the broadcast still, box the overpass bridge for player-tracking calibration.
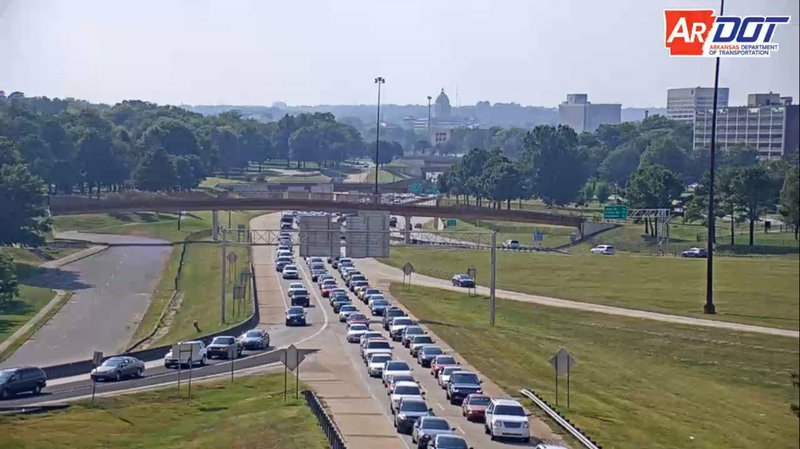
[48,192,585,231]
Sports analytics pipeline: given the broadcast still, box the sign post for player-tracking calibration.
[466,266,477,297]
[91,351,103,404]
[278,345,315,401]
[548,348,577,408]
[402,262,415,289]
[228,346,237,383]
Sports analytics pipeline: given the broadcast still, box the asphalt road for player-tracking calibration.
[1,233,171,368]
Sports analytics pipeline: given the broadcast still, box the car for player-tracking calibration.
[0,367,47,399]
[362,339,393,362]
[320,280,338,297]
[291,289,310,307]
[282,264,299,279]
[333,257,351,269]
[366,294,387,307]
[317,273,335,286]
[390,381,425,413]
[346,323,370,342]
[207,335,242,359]
[359,287,381,301]
[394,397,432,434]
[389,317,417,340]
[350,279,369,293]
[306,257,324,267]
[328,255,340,265]
[347,274,367,289]
[503,239,521,248]
[681,247,708,258]
[484,398,530,442]
[383,308,407,330]
[409,335,436,357]
[285,306,307,326]
[389,216,398,227]
[387,373,417,392]
[275,256,293,272]
[428,434,470,449]
[367,353,393,377]
[402,325,426,347]
[430,355,459,378]
[437,366,459,389]
[338,263,355,276]
[590,244,616,255]
[275,250,292,261]
[369,298,391,316]
[381,360,413,386]
[90,356,145,382]
[412,416,455,449]
[461,393,490,422]
[338,304,359,322]
[533,445,569,449]
[237,329,270,350]
[446,371,482,405]
[450,274,475,288]
[342,269,362,283]
[417,345,444,368]
[332,297,353,313]
[287,282,305,297]
[359,331,384,347]
[347,313,370,327]
[164,340,208,368]
[310,267,327,282]
[353,283,372,297]
[329,288,349,304]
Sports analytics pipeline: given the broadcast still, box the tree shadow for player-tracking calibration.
[17,266,92,291]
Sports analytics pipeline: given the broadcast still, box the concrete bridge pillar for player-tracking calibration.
[212,210,219,241]
[404,215,413,244]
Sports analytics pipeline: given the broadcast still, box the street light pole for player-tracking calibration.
[427,95,432,137]
[374,77,385,197]
[704,0,725,315]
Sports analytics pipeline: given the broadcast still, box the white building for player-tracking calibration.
[558,94,620,132]
[666,87,730,124]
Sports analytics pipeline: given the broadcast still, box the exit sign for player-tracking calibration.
[603,205,628,220]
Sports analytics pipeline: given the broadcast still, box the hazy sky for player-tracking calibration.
[1,0,797,108]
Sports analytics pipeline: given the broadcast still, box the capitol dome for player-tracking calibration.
[434,88,451,118]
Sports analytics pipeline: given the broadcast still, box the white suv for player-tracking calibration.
[590,244,615,255]
[484,398,530,442]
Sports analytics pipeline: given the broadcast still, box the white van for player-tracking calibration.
[164,340,208,368]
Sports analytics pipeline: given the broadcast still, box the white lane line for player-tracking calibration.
[436,402,445,411]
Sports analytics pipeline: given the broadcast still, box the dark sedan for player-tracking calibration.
[90,357,145,381]
[285,306,307,326]
[451,274,475,288]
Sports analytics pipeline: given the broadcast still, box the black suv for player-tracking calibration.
[0,367,47,399]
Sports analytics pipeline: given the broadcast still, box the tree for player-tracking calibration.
[731,165,774,246]
[627,164,684,237]
[375,140,403,167]
[523,125,588,206]
[175,155,203,190]
[0,163,52,245]
[0,253,18,304]
[594,181,611,203]
[639,136,688,177]
[779,164,799,239]
[598,139,645,185]
[481,156,521,209]
[139,117,200,157]
[134,148,177,191]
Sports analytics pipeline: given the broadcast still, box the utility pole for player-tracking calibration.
[221,228,227,324]
[489,230,497,326]
[705,0,725,315]
[427,95,432,138]
[374,77,385,197]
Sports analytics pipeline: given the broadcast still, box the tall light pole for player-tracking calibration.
[374,77,385,196]
[427,95,433,137]
[704,0,724,315]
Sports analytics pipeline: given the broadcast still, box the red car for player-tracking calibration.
[321,281,338,297]
[430,355,459,378]
[461,393,490,422]
[347,313,370,327]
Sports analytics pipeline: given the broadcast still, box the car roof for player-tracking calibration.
[491,398,523,406]
[394,380,418,387]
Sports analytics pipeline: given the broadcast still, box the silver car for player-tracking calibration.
[90,356,145,381]
[237,329,270,350]
[412,416,454,448]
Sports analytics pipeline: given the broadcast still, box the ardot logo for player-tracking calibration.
[664,9,790,57]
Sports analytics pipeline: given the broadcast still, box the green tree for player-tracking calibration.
[523,125,588,206]
[639,137,688,177]
[779,164,799,239]
[0,253,18,304]
[134,148,177,191]
[627,164,684,237]
[594,181,611,203]
[481,156,521,209]
[0,163,52,245]
[731,165,774,246]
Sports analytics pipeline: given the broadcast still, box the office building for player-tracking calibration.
[693,93,799,160]
[558,94,621,132]
[667,87,730,124]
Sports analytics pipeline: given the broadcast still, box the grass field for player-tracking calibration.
[389,284,800,449]
[442,219,576,247]
[383,247,800,329]
[0,372,328,449]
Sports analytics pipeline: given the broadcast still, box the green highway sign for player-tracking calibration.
[408,183,423,194]
[445,218,457,227]
[425,186,440,194]
[603,205,628,220]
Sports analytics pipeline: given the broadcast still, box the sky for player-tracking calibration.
[0,0,797,108]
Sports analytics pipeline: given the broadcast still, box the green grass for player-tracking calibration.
[443,219,576,247]
[0,372,328,449]
[382,246,800,329]
[0,292,72,361]
[269,174,331,183]
[0,285,56,349]
[389,284,800,449]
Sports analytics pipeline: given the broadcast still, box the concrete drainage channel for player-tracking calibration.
[303,390,348,449]
[520,388,602,449]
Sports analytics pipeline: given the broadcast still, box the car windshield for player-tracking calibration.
[341,305,357,312]
[436,436,468,449]
[101,358,126,366]
[423,347,443,355]
[245,331,262,338]
[213,337,235,345]
[413,336,433,344]
[369,295,385,301]
[323,281,336,286]
[277,257,291,262]
[394,385,421,395]
[406,327,423,335]
[436,356,456,365]
[386,361,410,371]
[421,418,450,430]
[372,299,388,306]
[400,401,428,412]
[294,289,308,295]
[393,375,414,383]
[0,370,14,382]
[288,307,304,314]
[349,314,366,320]
[284,265,296,270]
[468,396,491,405]
[494,405,526,416]
[371,355,391,364]
[450,373,479,384]
[349,324,367,331]
[368,341,390,349]
[366,289,380,295]
[441,367,458,375]
[393,318,413,326]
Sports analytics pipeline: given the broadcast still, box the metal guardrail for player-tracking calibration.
[302,389,347,449]
[519,388,602,449]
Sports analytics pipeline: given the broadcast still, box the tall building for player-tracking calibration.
[666,87,730,124]
[557,94,621,132]
[693,93,799,160]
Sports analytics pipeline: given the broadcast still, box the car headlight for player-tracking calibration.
[493,420,504,427]
[397,413,407,421]
[521,421,529,428]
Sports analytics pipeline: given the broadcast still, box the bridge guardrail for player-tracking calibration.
[519,388,602,449]
[303,389,348,449]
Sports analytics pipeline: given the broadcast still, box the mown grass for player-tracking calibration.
[0,285,55,348]
[0,292,72,361]
[389,284,800,449]
[383,246,800,329]
[0,372,328,449]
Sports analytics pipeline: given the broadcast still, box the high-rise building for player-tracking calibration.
[557,94,620,132]
[693,93,799,160]
[666,87,730,124]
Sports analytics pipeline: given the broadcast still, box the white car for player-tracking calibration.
[590,244,616,255]
[282,264,299,279]
[362,339,393,362]
[163,340,207,368]
[484,398,530,443]
[381,360,413,386]
[503,239,521,248]
[389,381,425,413]
[367,353,392,377]
[287,283,304,297]
[346,323,369,342]
[274,249,292,261]
[389,317,416,340]
[438,366,459,389]
[359,332,384,348]
[339,305,359,322]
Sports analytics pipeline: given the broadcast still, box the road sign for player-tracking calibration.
[603,205,628,220]
[408,183,423,194]
[402,262,415,276]
[279,344,314,371]
[226,252,238,264]
[92,351,103,367]
[445,218,457,227]
[533,231,544,242]
[549,348,577,375]
[425,186,440,194]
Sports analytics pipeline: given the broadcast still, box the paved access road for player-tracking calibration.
[1,232,171,368]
